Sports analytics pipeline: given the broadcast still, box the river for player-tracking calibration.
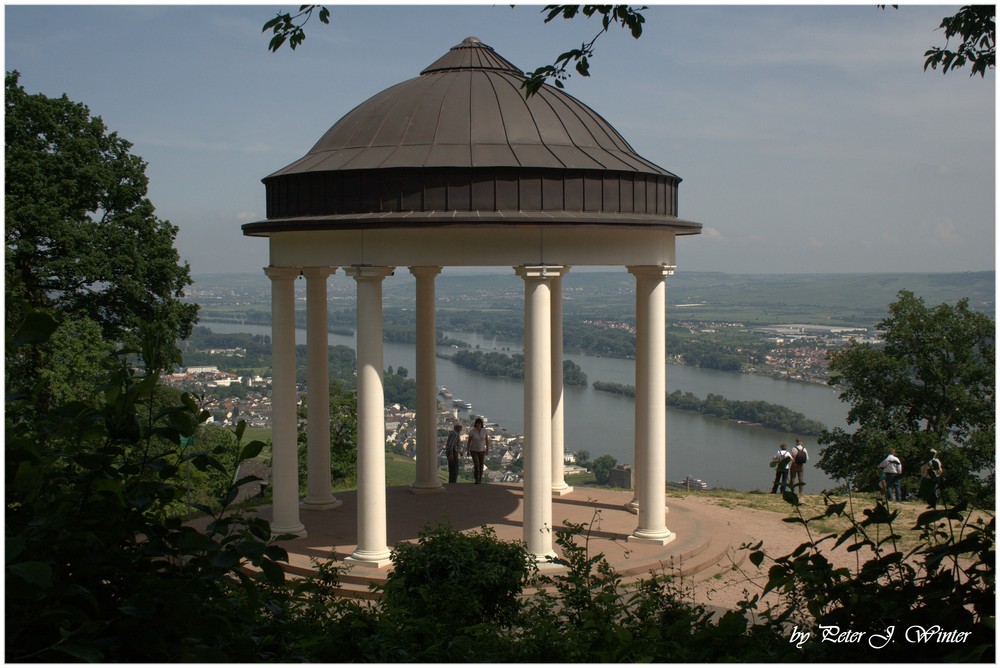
[204,322,848,491]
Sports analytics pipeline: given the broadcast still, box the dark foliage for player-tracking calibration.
[5,309,288,662]
[923,5,995,77]
[744,490,994,662]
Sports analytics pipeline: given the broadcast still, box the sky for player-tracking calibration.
[3,3,996,276]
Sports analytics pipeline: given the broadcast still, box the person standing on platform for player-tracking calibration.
[444,423,464,484]
[467,417,490,485]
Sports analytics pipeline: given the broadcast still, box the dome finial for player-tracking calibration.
[421,37,523,76]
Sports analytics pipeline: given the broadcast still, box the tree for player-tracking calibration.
[297,381,358,488]
[34,315,113,404]
[923,5,995,77]
[592,454,617,486]
[817,290,994,501]
[6,314,288,662]
[328,382,358,485]
[5,72,198,386]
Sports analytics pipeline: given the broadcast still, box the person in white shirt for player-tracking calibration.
[770,443,793,493]
[878,448,903,501]
[467,417,490,484]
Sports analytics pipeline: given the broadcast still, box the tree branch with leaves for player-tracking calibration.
[923,4,995,77]
[520,5,647,95]
[260,4,647,96]
[262,4,330,52]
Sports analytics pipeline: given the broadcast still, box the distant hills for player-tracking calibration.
[191,270,994,329]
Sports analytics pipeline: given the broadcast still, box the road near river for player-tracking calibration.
[205,323,849,491]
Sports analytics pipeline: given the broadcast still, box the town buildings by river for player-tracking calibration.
[162,367,534,485]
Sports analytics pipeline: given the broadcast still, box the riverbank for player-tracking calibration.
[195,320,847,489]
[199,318,833,387]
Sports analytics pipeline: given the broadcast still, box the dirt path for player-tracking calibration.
[672,494,901,614]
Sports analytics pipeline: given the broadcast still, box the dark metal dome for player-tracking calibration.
[247,37,695,233]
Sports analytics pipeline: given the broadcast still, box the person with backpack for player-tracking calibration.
[770,442,793,493]
[444,423,464,484]
[789,438,809,491]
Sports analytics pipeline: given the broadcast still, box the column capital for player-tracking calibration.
[301,266,337,280]
[514,264,566,280]
[264,265,300,281]
[408,266,443,278]
[626,264,675,279]
[344,265,395,280]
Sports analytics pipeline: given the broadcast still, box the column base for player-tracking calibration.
[270,521,307,538]
[628,529,676,546]
[409,482,446,495]
[301,498,343,511]
[532,552,561,568]
[552,483,574,496]
[625,501,670,515]
[346,550,393,569]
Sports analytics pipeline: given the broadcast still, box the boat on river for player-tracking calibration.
[668,475,710,492]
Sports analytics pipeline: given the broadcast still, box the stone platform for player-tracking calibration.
[250,483,745,600]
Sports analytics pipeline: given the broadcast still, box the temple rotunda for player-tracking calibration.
[243,37,701,566]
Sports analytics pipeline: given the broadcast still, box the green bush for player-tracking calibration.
[5,309,290,662]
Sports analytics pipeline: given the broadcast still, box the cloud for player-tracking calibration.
[934,221,962,243]
[702,226,725,241]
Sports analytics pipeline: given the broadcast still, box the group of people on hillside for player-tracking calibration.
[877,447,944,507]
[449,419,946,507]
[769,439,809,494]
[768,439,944,507]
[444,418,490,484]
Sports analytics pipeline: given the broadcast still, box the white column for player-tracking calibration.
[516,265,563,562]
[302,267,342,510]
[265,266,306,537]
[551,269,573,496]
[345,265,395,567]
[627,267,647,514]
[410,266,445,494]
[627,265,675,545]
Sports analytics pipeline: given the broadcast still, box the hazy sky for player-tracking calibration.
[4,4,995,275]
